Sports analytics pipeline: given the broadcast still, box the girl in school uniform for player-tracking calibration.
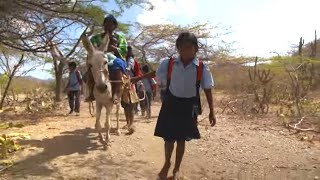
[155,32,217,180]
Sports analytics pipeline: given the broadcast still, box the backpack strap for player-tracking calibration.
[196,60,203,95]
[166,57,175,91]
[75,70,83,85]
[196,60,203,114]
[133,59,142,77]
[130,59,142,77]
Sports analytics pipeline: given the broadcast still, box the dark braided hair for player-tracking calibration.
[126,45,134,58]
[68,61,77,68]
[142,65,150,73]
[103,15,118,26]
[176,32,199,52]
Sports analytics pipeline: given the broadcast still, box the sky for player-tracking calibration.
[26,0,320,79]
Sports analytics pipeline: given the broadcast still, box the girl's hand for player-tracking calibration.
[209,111,216,127]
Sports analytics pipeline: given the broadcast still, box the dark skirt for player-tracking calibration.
[154,90,200,142]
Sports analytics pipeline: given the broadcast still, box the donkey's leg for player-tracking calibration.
[122,107,130,129]
[95,102,103,142]
[115,103,121,135]
[104,105,112,144]
[127,103,136,134]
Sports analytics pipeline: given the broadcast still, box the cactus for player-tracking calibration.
[310,30,317,58]
[298,37,304,57]
[247,57,275,113]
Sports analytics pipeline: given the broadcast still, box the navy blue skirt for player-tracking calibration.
[154,91,200,142]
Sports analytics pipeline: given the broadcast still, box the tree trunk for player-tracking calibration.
[54,61,65,102]
[0,54,24,110]
[0,74,14,109]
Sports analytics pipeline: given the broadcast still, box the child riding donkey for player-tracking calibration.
[85,15,128,104]
[84,15,144,133]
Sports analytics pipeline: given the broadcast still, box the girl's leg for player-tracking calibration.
[173,140,186,179]
[110,69,123,103]
[159,141,174,179]
[74,90,80,113]
[140,101,146,116]
[147,91,152,118]
[124,107,130,126]
[68,91,74,113]
[85,68,95,102]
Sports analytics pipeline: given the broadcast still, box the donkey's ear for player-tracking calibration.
[97,33,110,52]
[81,32,94,54]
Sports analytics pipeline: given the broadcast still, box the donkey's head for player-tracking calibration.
[81,32,110,93]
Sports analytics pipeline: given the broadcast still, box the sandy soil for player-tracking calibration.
[0,99,320,180]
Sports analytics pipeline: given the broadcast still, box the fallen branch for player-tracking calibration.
[293,116,305,129]
[253,157,269,164]
[220,99,236,114]
[0,162,15,173]
[287,116,320,133]
[288,125,319,133]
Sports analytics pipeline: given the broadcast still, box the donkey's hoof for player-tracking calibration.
[122,124,129,129]
[111,96,120,104]
[98,135,105,144]
[127,126,135,135]
[116,130,121,136]
[103,142,112,150]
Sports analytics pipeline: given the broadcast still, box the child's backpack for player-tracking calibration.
[75,69,83,85]
[130,59,142,77]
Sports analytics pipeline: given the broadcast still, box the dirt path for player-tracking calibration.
[1,101,320,180]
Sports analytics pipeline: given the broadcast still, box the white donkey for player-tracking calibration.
[80,32,121,146]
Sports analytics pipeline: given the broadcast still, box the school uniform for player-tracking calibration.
[141,77,156,116]
[154,57,214,141]
[67,70,82,113]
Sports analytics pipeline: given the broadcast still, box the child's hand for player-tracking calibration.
[209,111,216,127]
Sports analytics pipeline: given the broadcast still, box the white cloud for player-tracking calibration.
[136,0,198,25]
[135,0,320,57]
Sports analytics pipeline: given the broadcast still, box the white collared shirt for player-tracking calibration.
[156,57,214,98]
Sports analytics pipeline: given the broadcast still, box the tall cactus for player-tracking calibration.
[310,30,317,58]
[249,57,274,85]
[248,57,274,113]
[298,37,304,57]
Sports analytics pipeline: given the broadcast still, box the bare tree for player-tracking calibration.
[0,0,152,52]
[127,23,216,63]
[0,49,42,109]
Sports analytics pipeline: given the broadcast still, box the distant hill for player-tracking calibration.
[15,75,54,84]
[0,75,54,94]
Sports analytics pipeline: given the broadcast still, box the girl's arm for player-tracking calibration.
[204,88,216,126]
[204,88,214,113]
[201,63,216,126]
[131,71,156,83]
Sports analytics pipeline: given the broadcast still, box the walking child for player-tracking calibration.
[154,32,216,179]
[141,65,156,118]
[65,61,83,116]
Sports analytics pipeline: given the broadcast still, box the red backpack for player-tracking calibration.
[132,59,142,77]
[148,78,156,91]
[75,69,83,85]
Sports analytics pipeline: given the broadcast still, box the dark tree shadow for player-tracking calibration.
[5,127,157,179]
[0,111,66,125]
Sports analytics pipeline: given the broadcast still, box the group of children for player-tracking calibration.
[65,14,216,180]
[64,59,156,118]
